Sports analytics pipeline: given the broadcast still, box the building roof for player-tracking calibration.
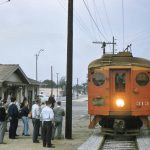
[28,78,41,86]
[88,52,150,69]
[0,64,39,86]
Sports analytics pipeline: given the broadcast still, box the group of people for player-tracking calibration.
[0,95,65,149]
[0,96,30,143]
[32,96,65,148]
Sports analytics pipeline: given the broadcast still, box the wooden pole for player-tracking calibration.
[65,0,73,139]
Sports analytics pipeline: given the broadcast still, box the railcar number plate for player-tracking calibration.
[136,101,149,106]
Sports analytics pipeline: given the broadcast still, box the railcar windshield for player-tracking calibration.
[92,72,105,86]
[115,73,125,91]
[136,72,149,86]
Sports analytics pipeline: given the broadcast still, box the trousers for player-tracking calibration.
[42,121,52,146]
[32,118,40,142]
[0,121,6,143]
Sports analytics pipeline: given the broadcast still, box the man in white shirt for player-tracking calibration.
[40,100,55,148]
[32,99,41,143]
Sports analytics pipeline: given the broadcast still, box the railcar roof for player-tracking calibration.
[88,51,150,69]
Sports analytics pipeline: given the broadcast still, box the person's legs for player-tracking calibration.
[47,121,55,148]
[32,119,40,142]
[42,122,46,147]
[22,117,25,135]
[14,119,18,135]
[57,122,62,139]
[0,121,6,143]
[9,121,12,138]
[46,122,51,146]
[51,122,56,140]
[10,119,17,139]
[9,120,14,138]
[24,117,29,135]
[32,119,36,142]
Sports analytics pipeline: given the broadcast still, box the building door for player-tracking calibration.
[110,69,131,113]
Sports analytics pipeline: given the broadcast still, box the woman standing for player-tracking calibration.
[21,100,30,136]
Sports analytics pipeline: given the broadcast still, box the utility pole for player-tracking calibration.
[65,0,73,139]
[56,73,59,98]
[76,78,79,99]
[36,54,38,81]
[51,66,53,96]
[35,49,45,81]
[112,36,115,54]
[93,36,116,55]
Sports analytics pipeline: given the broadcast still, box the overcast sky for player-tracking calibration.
[0,0,150,84]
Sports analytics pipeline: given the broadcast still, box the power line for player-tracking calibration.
[93,0,111,51]
[86,0,98,40]
[56,0,94,40]
[57,0,66,11]
[127,28,149,44]
[102,0,113,37]
[122,0,125,50]
[0,0,10,5]
[93,0,108,39]
[82,0,108,41]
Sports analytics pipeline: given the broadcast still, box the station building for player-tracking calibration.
[0,64,40,107]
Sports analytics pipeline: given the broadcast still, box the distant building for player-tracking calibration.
[39,88,64,97]
[0,64,40,107]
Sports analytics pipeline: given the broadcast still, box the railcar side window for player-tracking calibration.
[92,72,105,86]
[136,73,149,86]
[115,73,125,91]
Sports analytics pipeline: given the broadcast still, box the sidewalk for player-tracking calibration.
[1,100,94,150]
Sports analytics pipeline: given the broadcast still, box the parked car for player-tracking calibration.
[38,94,49,103]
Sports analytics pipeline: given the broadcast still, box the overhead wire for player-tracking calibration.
[57,0,66,11]
[93,0,108,39]
[122,0,125,50]
[56,0,94,40]
[92,0,105,41]
[130,33,150,45]
[127,29,149,44]
[102,0,113,37]
[0,0,10,5]
[82,0,108,41]
[73,4,95,40]
[86,0,98,40]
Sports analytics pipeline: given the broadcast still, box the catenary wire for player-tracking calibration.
[102,0,113,37]
[0,0,10,5]
[82,0,108,41]
[57,0,95,40]
[93,0,108,39]
[122,0,125,50]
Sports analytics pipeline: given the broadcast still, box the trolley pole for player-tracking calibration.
[65,0,73,139]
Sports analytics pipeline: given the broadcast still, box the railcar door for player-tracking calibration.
[110,69,131,115]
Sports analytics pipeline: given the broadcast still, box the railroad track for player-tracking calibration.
[100,136,139,150]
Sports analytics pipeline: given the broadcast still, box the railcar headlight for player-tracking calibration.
[116,98,125,107]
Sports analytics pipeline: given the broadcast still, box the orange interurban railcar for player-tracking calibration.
[88,51,150,135]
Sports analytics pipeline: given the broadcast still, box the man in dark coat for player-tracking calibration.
[8,97,19,139]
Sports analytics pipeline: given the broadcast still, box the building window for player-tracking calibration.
[92,72,105,86]
[136,72,149,86]
[115,73,125,91]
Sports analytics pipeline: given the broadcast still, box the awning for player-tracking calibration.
[3,81,27,87]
